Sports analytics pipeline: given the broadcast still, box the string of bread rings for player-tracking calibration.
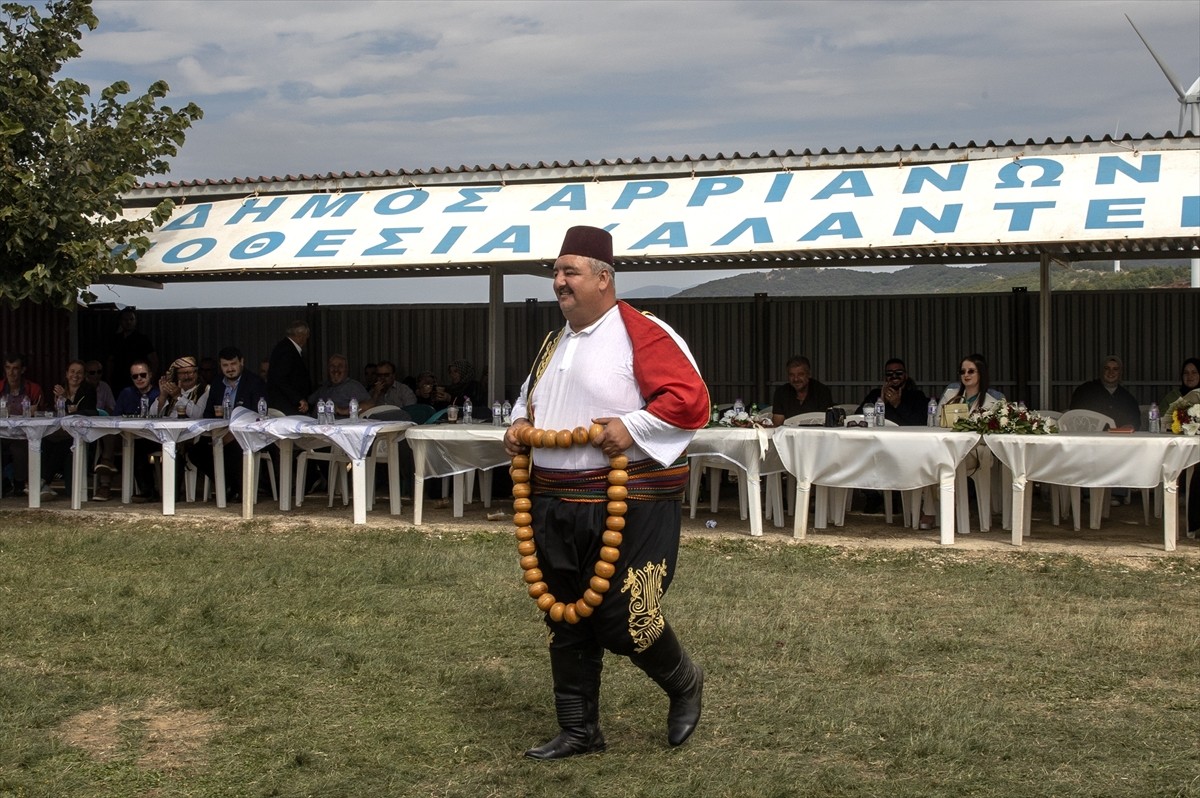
[511,422,628,624]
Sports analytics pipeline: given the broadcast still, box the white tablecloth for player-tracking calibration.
[985,432,1200,550]
[688,427,785,537]
[0,416,62,508]
[773,426,982,544]
[59,416,229,513]
[229,409,414,523]
[405,424,509,524]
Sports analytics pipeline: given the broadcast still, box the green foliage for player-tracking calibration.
[0,0,202,308]
[678,260,1194,298]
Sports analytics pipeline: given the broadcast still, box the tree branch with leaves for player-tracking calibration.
[0,0,202,307]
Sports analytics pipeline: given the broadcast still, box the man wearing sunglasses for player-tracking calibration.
[113,360,162,502]
[855,358,929,427]
[855,359,930,514]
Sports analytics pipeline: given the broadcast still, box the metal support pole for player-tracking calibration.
[1038,254,1052,411]
[487,267,505,405]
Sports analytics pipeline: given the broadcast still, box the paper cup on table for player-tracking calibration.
[446,405,460,423]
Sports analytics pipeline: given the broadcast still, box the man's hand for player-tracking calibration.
[298,399,309,414]
[505,418,531,457]
[591,417,633,458]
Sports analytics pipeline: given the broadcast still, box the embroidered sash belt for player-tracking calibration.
[532,456,689,502]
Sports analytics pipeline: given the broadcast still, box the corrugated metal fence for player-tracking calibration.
[4,288,1194,411]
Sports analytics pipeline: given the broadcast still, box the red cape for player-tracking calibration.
[618,301,710,431]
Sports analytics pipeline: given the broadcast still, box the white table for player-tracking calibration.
[984,432,1200,550]
[228,409,414,524]
[773,426,982,544]
[59,416,230,514]
[688,427,786,537]
[406,424,510,524]
[0,416,62,508]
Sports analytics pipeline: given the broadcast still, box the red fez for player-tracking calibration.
[558,225,613,266]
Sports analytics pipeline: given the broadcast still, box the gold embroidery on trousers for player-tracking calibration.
[623,559,667,653]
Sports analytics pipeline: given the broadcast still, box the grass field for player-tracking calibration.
[1,510,1198,798]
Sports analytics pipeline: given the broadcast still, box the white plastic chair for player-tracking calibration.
[1050,409,1142,531]
[783,412,825,427]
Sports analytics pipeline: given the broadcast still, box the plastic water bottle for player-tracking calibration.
[316,399,327,423]
[222,395,232,420]
[710,403,719,424]
[0,395,8,418]
[257,397,268,418]
[874,397,886,427]
[139,394,150,418]
[462,398,473,423]
[502,399,512,425]
[21,395,31,418]
[926,398,937,427]
[492,400,502,426]
[55,395,67,417]
[863,402,876,427]
[733,397,745,415]
[349,397,359,420]
[1148,402,1160,434]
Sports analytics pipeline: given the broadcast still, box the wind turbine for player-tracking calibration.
[1125,14,1199,135]
[1125,14,1199,288]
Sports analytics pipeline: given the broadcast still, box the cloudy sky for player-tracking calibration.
[67,0,1199,308]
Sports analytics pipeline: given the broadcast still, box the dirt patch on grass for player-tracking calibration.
[56,697,220,772]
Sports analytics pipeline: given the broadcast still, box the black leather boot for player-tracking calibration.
[629,623,703,747]
[524,644,606,759]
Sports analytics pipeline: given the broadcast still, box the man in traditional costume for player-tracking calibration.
[504,225,710,758]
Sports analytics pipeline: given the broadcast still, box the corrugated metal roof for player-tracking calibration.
[124,132,1199,203]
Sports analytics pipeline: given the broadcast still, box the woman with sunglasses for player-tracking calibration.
[924,354,1004,531]
[937,353,1003,414]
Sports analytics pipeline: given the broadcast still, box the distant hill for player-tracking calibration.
[673,260,1194,298]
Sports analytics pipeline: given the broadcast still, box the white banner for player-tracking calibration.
[130,150,1200,275]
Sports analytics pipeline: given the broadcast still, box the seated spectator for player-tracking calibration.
[308,354,371,418]
[114,360,162,502]
[855,358,929,426]
[928,353,1004,530]
[84,360,116,415]
[413,371,438,406]
[155,356,210,419]
[363,363,378,389]
[188,346,268,501]
[1161,357,1200,408]
[937,353,1003,414]
[366,359,416,415]
[1,351,44,411]
[1,352,45,494]
[855,358,930,515]
[40,360,99,498]
[439,359,486,418]
[1069,355,1139,429]
[771,356,834,426]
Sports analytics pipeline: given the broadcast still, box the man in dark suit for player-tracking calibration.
[187,346,268,500]
[267,320,313,415]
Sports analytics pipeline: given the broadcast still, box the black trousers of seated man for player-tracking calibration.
[526,494,703,755]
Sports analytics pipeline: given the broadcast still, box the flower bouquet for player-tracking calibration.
[717,408,774,429]
[951,400,1057,435]
[1166,392,1200,435]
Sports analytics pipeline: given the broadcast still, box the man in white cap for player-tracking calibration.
[504,225,710,758]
